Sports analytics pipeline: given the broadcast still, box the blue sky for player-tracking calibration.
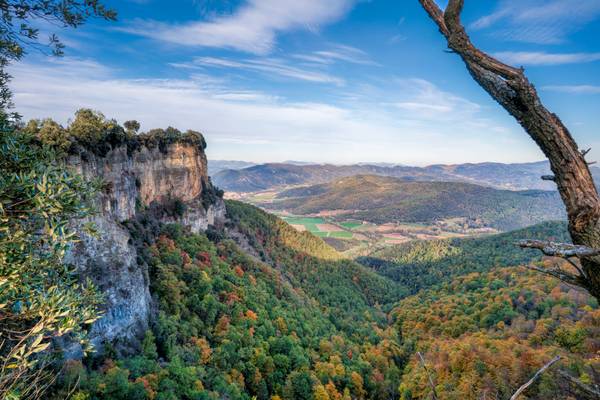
[9,0,600,165]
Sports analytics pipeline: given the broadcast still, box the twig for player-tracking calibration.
[557,370,600,398]
[510,356,561,400]
[527,264,579,285]
[564,257,587,279]
[417,352,439,400]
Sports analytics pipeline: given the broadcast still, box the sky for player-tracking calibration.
[8,0,600,165]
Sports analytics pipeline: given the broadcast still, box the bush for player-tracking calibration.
[0,126,102,399]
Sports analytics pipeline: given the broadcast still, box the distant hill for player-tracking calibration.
[207,159,256,175]
[358,221,569,293]
[213,160,600,193]
[265,175,565,231]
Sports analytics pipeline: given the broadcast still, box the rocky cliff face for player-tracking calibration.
[66,136,225,354]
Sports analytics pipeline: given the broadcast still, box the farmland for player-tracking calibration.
[281,216,354,238]
[232,185,503,255]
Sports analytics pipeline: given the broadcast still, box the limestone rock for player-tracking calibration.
[66,138,225,354]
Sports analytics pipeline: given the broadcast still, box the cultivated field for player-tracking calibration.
[282,216,354,238]
[234,186,501,255]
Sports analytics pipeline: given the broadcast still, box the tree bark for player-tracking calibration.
[418,0,600,300]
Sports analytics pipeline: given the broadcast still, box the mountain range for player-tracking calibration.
[212,160,600,193]
[207,159,256,175]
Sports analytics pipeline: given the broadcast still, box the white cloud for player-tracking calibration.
[120,0,355,54]
[471,0,600,44]
[494,51,600,66]
[292,44,378,66]
[188,56,346,85]
[8,58,541,165]
[389,78,482,121]
[171,44,376,86]
[543,85,600,94]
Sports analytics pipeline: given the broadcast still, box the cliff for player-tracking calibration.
[65,132,225,354]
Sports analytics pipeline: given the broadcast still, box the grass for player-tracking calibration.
[283,217,325,234]
[339,221,363,230]
[313,231,354,238]
[283,217,326,225]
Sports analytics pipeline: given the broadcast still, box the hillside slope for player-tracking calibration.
[51,202,407,399]
[208,159,256,175]
[225,200,407,316]
[267,175,565,231]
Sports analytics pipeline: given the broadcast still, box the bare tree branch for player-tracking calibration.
[582,148,592,157]
[510,356,561,400]
[518,240,600,258]
[557,370,600,399]
[417,0,600,300]
[527,264,580,286]
[417,352,439,400]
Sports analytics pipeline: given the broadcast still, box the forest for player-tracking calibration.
[357,221,571,293]
[49,202,407,400]
[48,200,599,400]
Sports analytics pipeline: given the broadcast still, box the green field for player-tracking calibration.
[317,231,354,239]
[282,216,354,239]
[339,221,363,230]
[282,216,325,232]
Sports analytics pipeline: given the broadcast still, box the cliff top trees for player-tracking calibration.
[418,0,600,302]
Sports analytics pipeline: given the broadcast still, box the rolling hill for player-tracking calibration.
[213,160,600,193]
[264,175,566,231]
[357,221,570,293]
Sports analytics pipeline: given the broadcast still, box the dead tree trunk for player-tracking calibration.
[418,0,600,301]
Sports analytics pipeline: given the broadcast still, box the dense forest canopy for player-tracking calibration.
[44,200,599,400]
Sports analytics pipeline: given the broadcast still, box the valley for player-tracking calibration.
[5,114,598,400]
[225,174,566,255]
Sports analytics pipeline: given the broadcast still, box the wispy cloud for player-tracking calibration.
[543,85,600,94]
[173,56,346,86]
[494,51,600,66]
[8,58,535,165]
[390,78,482,122]
[471,0,600,44]
[119,0,355,54]
[292,44,378,66]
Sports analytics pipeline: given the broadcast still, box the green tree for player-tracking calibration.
[124,120,141,135]
[0,123,102,399]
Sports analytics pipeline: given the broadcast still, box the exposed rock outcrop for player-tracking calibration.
[66,134,225,353]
